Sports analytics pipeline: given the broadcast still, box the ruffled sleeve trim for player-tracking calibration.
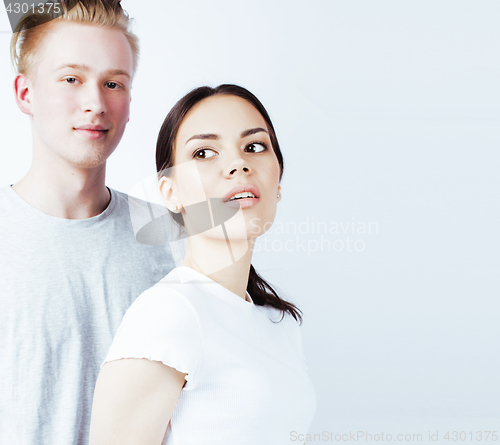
[102,284,203,390]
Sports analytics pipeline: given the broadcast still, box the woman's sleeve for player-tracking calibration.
[285,315,309,371]
[103,284,203,387]
[296,326,309,371]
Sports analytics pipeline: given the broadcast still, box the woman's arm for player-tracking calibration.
[89,358,186,445]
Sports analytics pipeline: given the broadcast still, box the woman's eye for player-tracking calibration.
[65,77,78,84]
[193,148,218,160]
[245,143,267,153]
[106,82,119,89]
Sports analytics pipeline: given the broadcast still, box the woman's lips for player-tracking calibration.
[223,184,260,204]
[223,184,261,209]
[224,196,260,209]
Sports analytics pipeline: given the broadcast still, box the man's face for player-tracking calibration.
[24,22,133,169]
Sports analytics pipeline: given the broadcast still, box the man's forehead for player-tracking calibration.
[53,63,131,79]
[35,21,133,75]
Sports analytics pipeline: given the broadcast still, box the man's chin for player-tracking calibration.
[64,148,115,170]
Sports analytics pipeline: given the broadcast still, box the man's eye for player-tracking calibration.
[193,148,218,160]
[106,82,119,89]
[245,143,267,153]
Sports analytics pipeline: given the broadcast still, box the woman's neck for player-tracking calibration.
[182,235,255,300]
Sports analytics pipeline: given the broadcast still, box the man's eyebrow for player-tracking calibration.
[54,63,90,72]
[107,69,131,78]
[185,134,220,144]
[240,127,269,138]
[54,64,131,78]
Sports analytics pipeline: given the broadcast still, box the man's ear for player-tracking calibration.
[14,74,33,115]
[159,175,182,213]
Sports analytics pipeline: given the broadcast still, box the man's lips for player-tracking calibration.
[74,125,109,140]
[223,184,260,209]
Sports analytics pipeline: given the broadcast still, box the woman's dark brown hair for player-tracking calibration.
[156,84,302,324]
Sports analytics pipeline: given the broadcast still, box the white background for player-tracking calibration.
[1,0,499,442]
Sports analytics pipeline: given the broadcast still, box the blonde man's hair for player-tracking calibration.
[10,0,139,79]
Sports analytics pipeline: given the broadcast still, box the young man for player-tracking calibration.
[0,2,174,443]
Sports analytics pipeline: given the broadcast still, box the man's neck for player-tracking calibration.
[12,163,111,220]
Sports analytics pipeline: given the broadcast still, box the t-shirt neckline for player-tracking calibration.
[173,266,255,306]
[5,185,117,227]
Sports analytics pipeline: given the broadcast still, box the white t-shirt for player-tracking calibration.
[104,266,317,444]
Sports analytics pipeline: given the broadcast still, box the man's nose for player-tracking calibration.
[83,84,107,115]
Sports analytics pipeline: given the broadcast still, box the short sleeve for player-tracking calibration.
[295,326,309,371]
[283,314,309,371]
[103,284,203,389]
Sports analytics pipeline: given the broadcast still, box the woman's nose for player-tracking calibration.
[225,154,251,177]
[225,156,251,177]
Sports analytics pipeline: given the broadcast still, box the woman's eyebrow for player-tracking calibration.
[185,127,268,145]
[241,127,268,138]
[185,134,219,144]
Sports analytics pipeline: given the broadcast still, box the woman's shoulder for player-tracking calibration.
[104,271,204,380]
[114,266,210,338]
[122,277,200,327]
[130,266,205,306]
[256,304,302,327]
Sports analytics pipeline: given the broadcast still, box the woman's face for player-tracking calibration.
[164,94,281,241]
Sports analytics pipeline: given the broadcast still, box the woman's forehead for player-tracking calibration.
[177,95,267,141]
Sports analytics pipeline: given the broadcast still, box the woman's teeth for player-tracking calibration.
[229,192,256,201]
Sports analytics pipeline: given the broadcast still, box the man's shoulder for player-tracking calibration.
[0,184,15,200]
[0,185,24,217]
[109,188,167,215]
[108,188,171,246]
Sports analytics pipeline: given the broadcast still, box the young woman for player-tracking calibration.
[89,84,316,445]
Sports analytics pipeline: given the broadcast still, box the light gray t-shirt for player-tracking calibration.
[0,186,174,445]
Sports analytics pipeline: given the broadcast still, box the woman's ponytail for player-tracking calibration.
[247,264,302,324]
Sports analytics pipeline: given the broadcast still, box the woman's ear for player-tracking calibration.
[159,176,182,213]
[277,185,282,202]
